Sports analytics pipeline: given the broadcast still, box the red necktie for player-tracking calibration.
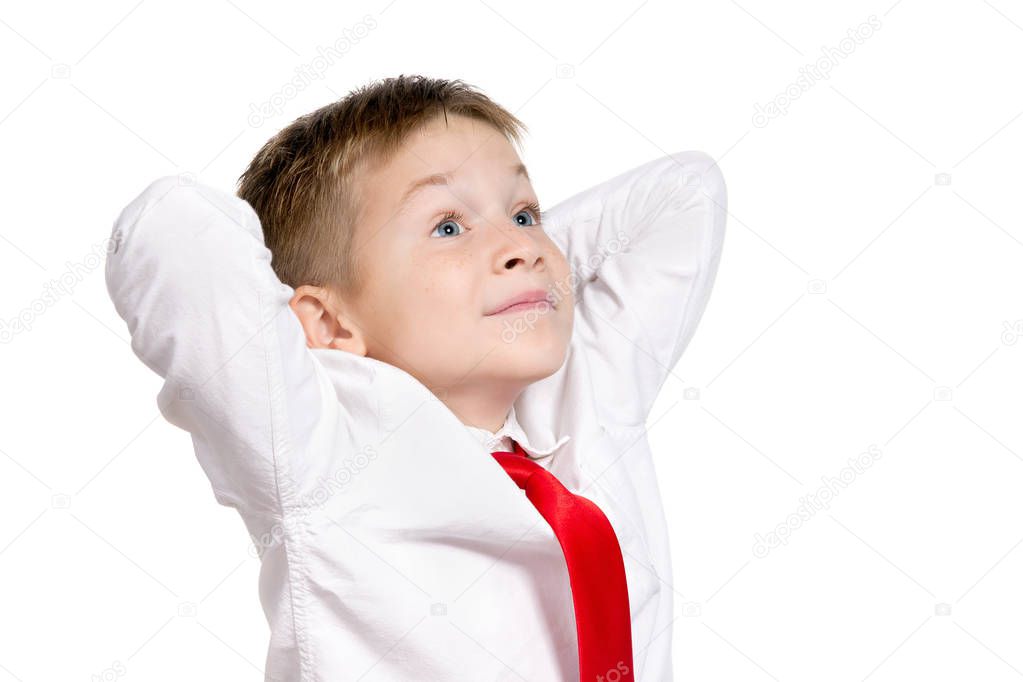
[491,440,634,681]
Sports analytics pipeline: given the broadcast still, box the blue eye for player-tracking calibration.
[430,211,465,238]
[517,201,543,227]
[513,209,537,227]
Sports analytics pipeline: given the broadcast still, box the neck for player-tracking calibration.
[438,381,523,434]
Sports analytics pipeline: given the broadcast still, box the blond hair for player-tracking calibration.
[236,74,527,296]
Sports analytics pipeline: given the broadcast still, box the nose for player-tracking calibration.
[489,219,545,273]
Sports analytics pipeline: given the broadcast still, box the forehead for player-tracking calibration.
[363,115,528,202]
[395,162,530,215]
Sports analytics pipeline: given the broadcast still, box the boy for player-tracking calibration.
[106,74,727,681]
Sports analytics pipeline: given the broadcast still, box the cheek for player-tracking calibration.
[359,251,424,335]
[546,245,575,306]
[405,255,480,320]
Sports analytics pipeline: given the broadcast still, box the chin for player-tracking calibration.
[492,331,570,383]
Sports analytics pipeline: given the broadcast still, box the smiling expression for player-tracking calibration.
[343,113,575,394]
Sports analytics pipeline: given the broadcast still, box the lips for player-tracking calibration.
[485,288,553,316]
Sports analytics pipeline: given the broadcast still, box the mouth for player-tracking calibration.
[485,288,555,316]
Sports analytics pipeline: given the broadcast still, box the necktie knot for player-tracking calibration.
[490,440,542,490]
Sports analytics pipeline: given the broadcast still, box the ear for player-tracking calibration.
[289,284,367,356]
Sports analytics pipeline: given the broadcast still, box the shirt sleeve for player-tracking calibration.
[543,151,727,428]
[105,176,327,516]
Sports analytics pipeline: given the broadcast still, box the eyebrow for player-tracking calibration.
[397,163,531,212]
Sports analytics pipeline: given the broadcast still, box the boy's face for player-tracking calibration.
[345,113,574,396]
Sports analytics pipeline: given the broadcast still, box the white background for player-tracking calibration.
[2,1,1022,680]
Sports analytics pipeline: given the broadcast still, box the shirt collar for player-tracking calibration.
[463,404,571,460]
[309,348,571,462]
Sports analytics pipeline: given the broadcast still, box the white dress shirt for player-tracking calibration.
[105,150,727,681]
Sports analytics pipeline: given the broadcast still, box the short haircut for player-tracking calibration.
[236,74,527,297]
